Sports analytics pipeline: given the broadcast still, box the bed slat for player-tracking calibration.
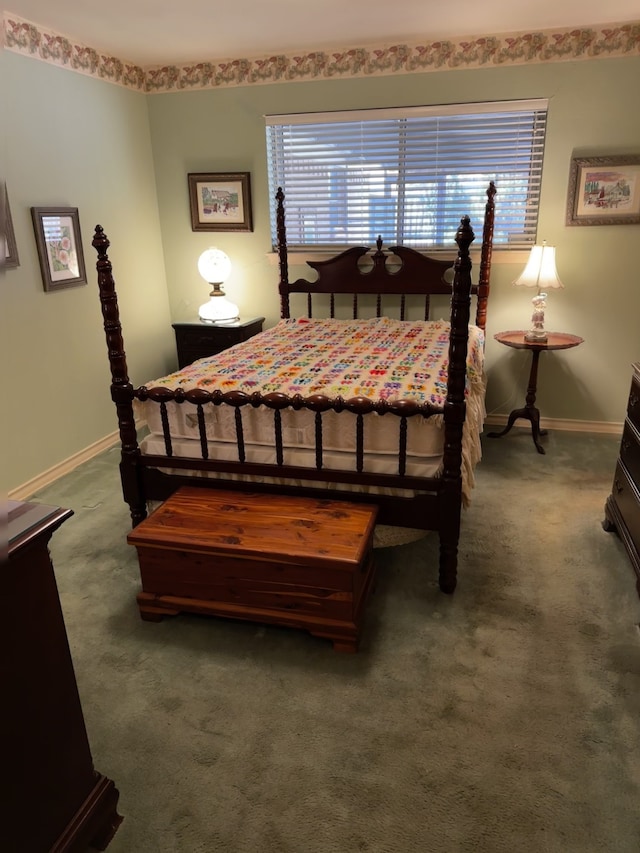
[197,404,208,459]
[398,417,408,476]
[274,410,284,465]
[356,414,364,473]
[314,412,323,469]
[234,408,245,463]
[160,402,173,457]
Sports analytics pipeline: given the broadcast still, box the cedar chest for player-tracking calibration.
[127,487,378,652]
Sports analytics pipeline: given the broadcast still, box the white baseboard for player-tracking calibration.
[8,416,622,501]
[483,414,623,436]
[9,429,122,500]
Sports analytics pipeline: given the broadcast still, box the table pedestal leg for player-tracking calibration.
[488,349,547,454]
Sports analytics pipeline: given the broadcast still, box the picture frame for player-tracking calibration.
[566,155,640,226]
[3,185,20,269]
[31,206,87,291]
[188,172,253,232]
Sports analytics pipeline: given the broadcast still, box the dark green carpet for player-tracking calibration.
[31,428,640,852]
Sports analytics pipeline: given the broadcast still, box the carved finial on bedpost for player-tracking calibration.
[276,187,291,319]
[372,234,387,275]
[93,225,131,394]
[475,181,496,333]
[449,215,474,404]
[439,214,475,595]
[92,225,145,527]
[448,215,474,411]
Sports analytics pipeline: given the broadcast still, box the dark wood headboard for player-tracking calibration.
[275,182,497,330]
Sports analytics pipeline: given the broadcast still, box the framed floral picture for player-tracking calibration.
[31,207,87,290]
[566,155,640,226]
[188,172,253,232]
[3,185,20,269]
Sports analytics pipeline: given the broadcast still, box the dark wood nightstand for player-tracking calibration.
[487,330,584,454]
[172,317,265,368]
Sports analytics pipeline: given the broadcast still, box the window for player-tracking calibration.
[266,100,548,252]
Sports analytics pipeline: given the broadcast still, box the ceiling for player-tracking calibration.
[4,1,639,67]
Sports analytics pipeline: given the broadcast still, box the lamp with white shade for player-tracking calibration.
[197,247,239,324]
[513,242,564,343]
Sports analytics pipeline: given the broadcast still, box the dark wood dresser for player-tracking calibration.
[172,317,264,368]
[3,501,122,852]
[604,362,640,597]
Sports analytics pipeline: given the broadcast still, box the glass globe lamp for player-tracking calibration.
[197,248,238,324]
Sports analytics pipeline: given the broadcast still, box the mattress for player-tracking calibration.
[138,317,486,501]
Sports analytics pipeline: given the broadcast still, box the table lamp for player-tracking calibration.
[197,247,238,324]
[513,242,563,343]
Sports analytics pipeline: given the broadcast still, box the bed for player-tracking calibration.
[92,181,496,593]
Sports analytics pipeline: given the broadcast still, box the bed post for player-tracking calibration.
[475,181,496,333]
[92,225,147,527]
[439,215,475,594]
[276,187,291,319]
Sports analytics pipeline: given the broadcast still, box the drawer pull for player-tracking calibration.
[621,439,631,453]
[630,393,639,411]
[614,478,624,494]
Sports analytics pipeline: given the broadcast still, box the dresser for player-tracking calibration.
[172,317,264,368]
[604,362,640,597]
[4,501,122,851]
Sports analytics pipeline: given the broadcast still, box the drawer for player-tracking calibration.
[628,371,640,432]
[179,344,223,364]
[206,327,247,348]
[620,420,640,489]
[611,461,640,549]
[175,329,222,349]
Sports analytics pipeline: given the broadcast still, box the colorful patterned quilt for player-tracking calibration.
[149,317,485,406]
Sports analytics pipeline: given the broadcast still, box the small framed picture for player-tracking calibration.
[31,206,87,291]
[3,185,20,269]
[188,172,253,232]
[566,155,640,226]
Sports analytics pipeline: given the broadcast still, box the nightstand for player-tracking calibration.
[172,317,265,368]
[487,330,583,454]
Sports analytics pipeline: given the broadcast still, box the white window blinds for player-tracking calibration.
[266,100,548,251]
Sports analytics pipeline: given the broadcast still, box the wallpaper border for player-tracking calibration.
[3,14,640,93]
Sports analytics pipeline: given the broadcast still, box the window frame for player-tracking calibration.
[266,99,549,255]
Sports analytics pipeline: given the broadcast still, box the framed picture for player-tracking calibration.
[3,185,20,269]
[188,172,253,232]
[31,207,87,291]
[566,155,640,226]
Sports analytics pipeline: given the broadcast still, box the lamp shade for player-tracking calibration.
[513,242,564,290]
[197,247,232,284]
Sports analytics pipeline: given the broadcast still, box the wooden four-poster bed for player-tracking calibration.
[93,182,496,595]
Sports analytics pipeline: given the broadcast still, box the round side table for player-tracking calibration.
[487,330,584,454]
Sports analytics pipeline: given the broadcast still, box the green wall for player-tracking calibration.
[4,47,640,494]
[148,55,640,428]
[3,51,173,495]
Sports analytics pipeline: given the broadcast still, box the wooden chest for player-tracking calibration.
[127,487,378,652]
